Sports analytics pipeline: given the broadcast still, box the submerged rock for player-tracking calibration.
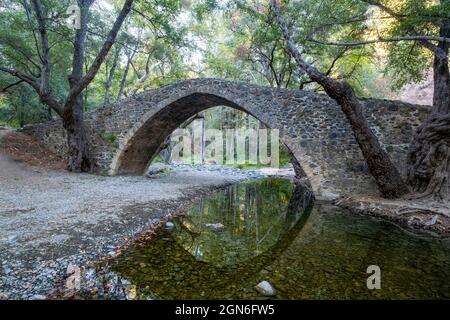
[205,223,225,231]
[255,281,276,297]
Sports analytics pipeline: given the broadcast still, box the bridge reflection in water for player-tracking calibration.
[107,178,450,300]
[109,177,313,299]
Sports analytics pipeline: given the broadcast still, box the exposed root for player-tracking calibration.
[407,113,450,202]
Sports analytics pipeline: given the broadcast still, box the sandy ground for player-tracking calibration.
[0,129,276,299]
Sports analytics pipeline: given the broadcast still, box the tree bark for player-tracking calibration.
[271,0,409,198]
[65,0,93,172]
[432,56,450,114]
[63,98,92,172]
[117,46,137,100]
[407,114,450,200]
[128,54,160,96]
[46,106,52,121]
[104,46,121,106]
[431,1,450,115]
[406,6,450,200]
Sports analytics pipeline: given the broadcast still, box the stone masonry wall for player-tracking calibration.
[20,78,430,197]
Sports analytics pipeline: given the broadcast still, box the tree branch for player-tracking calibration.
[269,1,329,85]
[309,35,450,47]
[31,0,51,95]
[0,79,24,93]
[360,0,399,17]
[0,67,38,90]
[360,0,448,60]
[21,0,42,62]
[65,0,135,109]
[0,66,62,115]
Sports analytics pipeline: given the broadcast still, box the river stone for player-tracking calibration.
[165,222,175,230]
[315,192,340,201]
[146,163,168,177]
[205,223,225,231]
[7,234,19,243]
[255,281,276,297]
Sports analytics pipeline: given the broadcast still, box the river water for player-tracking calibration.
[107,178,450,299]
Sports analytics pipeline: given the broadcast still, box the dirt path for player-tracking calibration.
[0,129,39,183]
[0,130,266,299]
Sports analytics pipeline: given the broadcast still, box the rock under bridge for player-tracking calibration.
[21,78,429,197]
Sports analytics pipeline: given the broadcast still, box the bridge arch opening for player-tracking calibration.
[110,92,309,186]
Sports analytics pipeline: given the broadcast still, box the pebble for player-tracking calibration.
[205,223,225,231]
[255,281,276,296]
[8,235,19,243]
[165,222,175,230]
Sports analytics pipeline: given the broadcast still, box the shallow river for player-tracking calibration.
[108,178,450,299]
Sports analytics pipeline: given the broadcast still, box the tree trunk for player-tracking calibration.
[104,47,121,106]
[406,8,450,200]
[159,135,173,163]
[432,3,450,115]
[46,106,52,121]
[432,55,450,115]
[128,55,159,96]
[63,97,92,172]
[65,0,93,172]
[200,111,206,163]
[325,81,411,198]
[270,0,409,198]
[117,37,139,100]
[406,58,449,201]
[117,52,133,100]
[406,113,450,200]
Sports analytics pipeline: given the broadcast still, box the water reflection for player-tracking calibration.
[108,178,450,300]
[172,178,312,267]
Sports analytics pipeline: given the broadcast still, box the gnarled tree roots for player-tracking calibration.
[407,113,450,201]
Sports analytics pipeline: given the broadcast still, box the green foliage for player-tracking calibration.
[190,0,385,94]
[0,0,191,126]
[179,106,293,168]
[106,132,119,149]
[0,81,50,127]
[0,0,444,127]
[385,41,432,90]
[381,0,446,90]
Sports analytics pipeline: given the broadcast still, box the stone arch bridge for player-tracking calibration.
[22,78,429,197]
